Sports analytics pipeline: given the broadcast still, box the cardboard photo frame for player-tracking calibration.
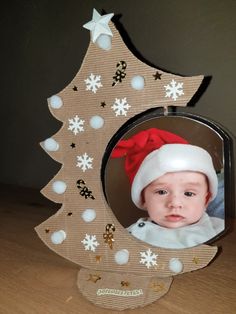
[35,10,233,310]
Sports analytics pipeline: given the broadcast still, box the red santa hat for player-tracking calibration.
[111,128,218,209]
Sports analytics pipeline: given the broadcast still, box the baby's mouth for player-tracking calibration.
[165,214,185,222]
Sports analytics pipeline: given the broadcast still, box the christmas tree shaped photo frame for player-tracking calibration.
[35,9,232,310]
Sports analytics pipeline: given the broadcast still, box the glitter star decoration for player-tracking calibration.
[95,255,102,263]
[121,281,130,287]
[192,257,200,264]
[87,274,101,283]
[83,8,114,43]
[149,282,165,292]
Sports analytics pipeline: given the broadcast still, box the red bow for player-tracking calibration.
[111,128,188,183]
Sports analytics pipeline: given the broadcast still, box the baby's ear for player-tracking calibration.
[141,190,145,206]
[205,192,212,206]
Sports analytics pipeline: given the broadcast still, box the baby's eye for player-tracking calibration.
[184,191,196,197]
[155,189,167,195]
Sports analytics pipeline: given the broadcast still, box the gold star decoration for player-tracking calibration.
[95,255,102,263]
[153,71,162,80]
[149,282,165,293]
[121,281,130,287]
[87,274,101,283]
[192,257,200,265]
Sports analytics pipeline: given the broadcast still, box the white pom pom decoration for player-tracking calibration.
[89,116,104,129]
[49,95,63,109]
[114,249,130,265]
[52,180,67,194]
[96,34,112,50]
[81,208,96,222]
[168,258,183,273]
[131,76,145,90]
[43,138,59,151]
[51,230,67,244]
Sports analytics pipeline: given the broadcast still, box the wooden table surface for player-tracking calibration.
[0,185,235,314]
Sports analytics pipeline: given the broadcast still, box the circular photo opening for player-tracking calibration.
[104,113,227,249]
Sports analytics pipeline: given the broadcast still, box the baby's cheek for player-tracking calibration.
[150,208,164,220]
[192,208,205,221]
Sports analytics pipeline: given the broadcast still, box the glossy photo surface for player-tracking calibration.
[104,114,228,248]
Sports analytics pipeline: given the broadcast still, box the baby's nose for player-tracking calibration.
[167,195,183,209]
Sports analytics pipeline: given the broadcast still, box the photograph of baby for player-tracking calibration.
[111,127,225,249]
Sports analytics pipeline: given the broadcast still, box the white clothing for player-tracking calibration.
[127,212,224,249]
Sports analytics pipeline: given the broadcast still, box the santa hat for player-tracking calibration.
[111,128,218,209]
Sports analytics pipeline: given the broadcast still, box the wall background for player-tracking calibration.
[0,1,235,212]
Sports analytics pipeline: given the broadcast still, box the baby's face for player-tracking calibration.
[142,171,210,228]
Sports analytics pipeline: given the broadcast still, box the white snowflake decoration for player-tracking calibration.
[68,115,85,135]
[140,248,158,269]
[76,153,93,172]
[111,97,131,116]
[164,79,184,101]
[81,234,99,252]
[84,73,103,93]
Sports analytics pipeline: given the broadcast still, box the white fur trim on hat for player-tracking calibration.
[131,144,218,209]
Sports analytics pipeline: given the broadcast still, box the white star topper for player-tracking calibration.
[83,9,114,43]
